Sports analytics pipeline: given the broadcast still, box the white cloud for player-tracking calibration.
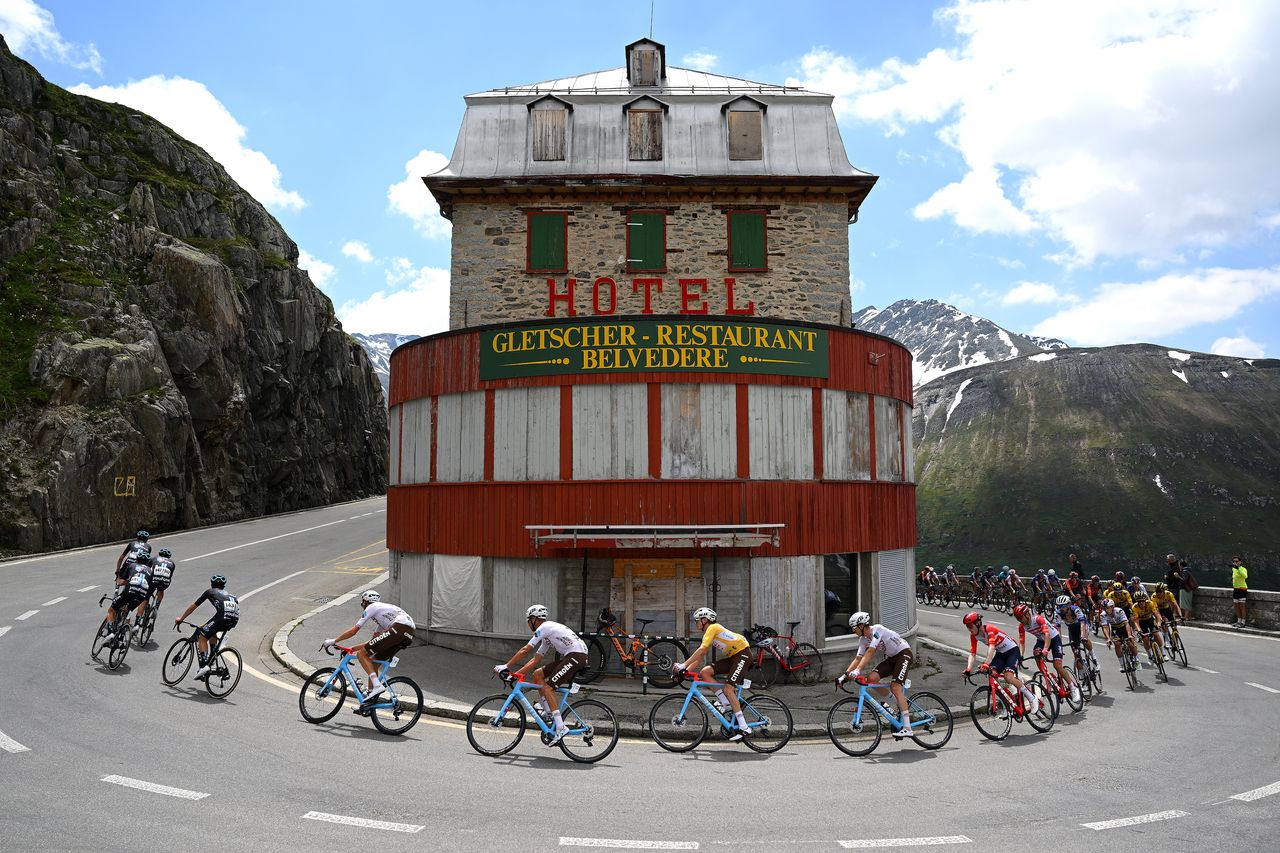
[70,76,304,211]
[789,1,1280,265]
[1002,281,1078,305]
[1032,266,1280,346]
[338,264,451,336]
[342,240,373,263]
[385,257,416,286]
[1211,335,1265,358]
[681,51,719,71]
[297,249,335,289]
[0,0,102,74]
[387,149,451,239]
[994,256,1025,270]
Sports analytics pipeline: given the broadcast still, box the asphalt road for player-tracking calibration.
[2,498,1277,852]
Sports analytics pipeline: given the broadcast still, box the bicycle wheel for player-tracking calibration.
[648,693,707,752]
[161,637,193,684]
[969,687,1012,741]
[965,590,977,608]
[205,648,243,698]
[907,692,953,750]
[107,620,130,670]
[826,696,884,756]
[371,676,423,735]
[1172,632,1188,667]
[1090,660,1104,694]
[299,667,348,722]
[137,606,157,648]
[1029,673,1060,721]
[574,637,608,685]
[788,643,823,686]
[1060,667,1084,712]
[916,588,926,604]
[91,618,112,662]
[558,699,619,763]
[1025,680,1054,732]
[951,591,962,609]
[466,694,526,756]
[753,649,781,688]
[1153,648,1167,682]
[643,639,685,689]
[740,694,793,753]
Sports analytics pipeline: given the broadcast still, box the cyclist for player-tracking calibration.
[116,529,151,575]
[1127,575,1144,598]
[1084,575,1104,620]
[174,575,241,681]
[1098,598,1138,674]
[969,567,985,598]
[135,547,175,629]
[1152,582,1183,624]
[1030,569,1050,609]
[325,590,417,706]
[493,604,587,746]
[837,612,916,739]
[1004,567,1024,602]
[962,611,1043,717]
[1014,603,1081,704]
[1055,594,1100,688]
[115,539,152,591]
[1128,589,1165,667]
[942,564,960,597]
[1063,570,1085,602]
[673,607,752,743]
[105,557,152,645]
[1046,569,1062,594]
[1109,581,1134,620]
[923,565,941,597]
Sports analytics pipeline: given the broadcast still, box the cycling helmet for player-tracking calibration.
[1069,571,1079,579]
[209,575,227,588]
[525,604,548,620]
[1048,569,1057,577]
[1013,604,1031,620]
[360,590,381,606]
[692,607,717,623]
[1002,565,1010,571]
[848,611,871,628]
[1111,581,1124,591]
[946,564,954,571]
[1155,583,1167,593]
[1114,571,1126,581]
[1056,595,1071,607]
[1134,589,1149,601]
[963,611,982,627]
[158,548,171,558]
[1091,575,1101,582]
[1102,598,1115,608]
[1166,553,1176,561]
[136,529,150,541]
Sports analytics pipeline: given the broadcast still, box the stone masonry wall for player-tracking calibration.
[448,197,852,329]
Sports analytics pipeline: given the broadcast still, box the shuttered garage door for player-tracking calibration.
[878,549,913,634]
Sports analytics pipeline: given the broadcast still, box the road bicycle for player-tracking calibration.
[987,587,1008,613]
[1161,619,1188,667]
[574,608,687,689]
[162,621,243,698]
[746,622,822,687]
[826,676,952,756]
[940,583,962,609]
[299,643,423,735]
[963,668,1054,741]
[1138,629,1168,683]
[132,589,161,648]
[648,671,793,753]
[466,671,618,763]
[1025,649,1082,715]
[1107,635,1141,690]
[91,593,132,670]
[1069,639,1103,697]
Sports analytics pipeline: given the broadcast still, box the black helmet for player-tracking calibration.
[136,529,150,541]
[210,574,227,588]
[158,548,171,558]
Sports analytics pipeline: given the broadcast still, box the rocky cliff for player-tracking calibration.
[0,38,388,554]
[912,345,1280,587]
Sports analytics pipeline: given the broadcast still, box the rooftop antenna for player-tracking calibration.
[649,0,654,38]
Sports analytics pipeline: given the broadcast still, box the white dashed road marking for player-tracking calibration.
[0,729,31,753]
[16,610,38,621]
[0,626,10,640]
[1185,665,1219,674]
[186,519,346,562]
[101,775,209,800]
[239,569,308,601]
[41,596,66,606]
[838,838,971,849]
[302,812,423,833]
[1082,810,1188,831]
[1245,682,1280,694]
[560,839,698,850]
[77,585,98,592]
[1231,781,1280,802]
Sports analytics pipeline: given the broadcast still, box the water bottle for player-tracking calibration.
[533,701,550,723]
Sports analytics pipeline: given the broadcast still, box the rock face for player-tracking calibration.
[352,333,420,402]
[0,38,388,554]
[911,345,1280,587]
[854,299,1052,387]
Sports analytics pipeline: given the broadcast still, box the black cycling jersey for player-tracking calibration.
[117,553,153,582]
[151,557,176,585]
[197,588,241,621]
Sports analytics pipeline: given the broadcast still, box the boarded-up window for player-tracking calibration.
[728,210,767,271]
[531,108,566,161]
[626,211,665,272]
[632,49,659,85]
[728,110,763,160]
[628,110,663,160]
[527,212,567,273]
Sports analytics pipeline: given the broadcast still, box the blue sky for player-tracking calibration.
[5,0,1279,356]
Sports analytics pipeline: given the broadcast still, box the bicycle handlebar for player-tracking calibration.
[321,643,355,656]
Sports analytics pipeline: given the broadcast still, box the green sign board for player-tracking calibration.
[480,319,829,380]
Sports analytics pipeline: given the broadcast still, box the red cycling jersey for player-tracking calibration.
[971,624,1017,654]
[1019,613,1060,646]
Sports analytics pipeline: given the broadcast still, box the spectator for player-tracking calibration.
[1164,554,1182,600]
[1176,559,1195,621]
[1069,553,1083,576]
[1231,556,1249,628]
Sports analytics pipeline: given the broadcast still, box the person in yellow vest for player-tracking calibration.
[1231,556,1249,628]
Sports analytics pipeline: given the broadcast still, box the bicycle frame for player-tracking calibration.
[318,647,401,711]
[493,674,592,735]
[598,623,646,666]
[672,676,764,733]
[977,668,1030,716]
[843,680,925,732]
[175,620,229,661]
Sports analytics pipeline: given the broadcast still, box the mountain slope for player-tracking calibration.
[352,333,421,401]
[911,345,1280,587]
[0,37,388,553]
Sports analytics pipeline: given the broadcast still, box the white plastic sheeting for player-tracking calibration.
[430,555,483,631]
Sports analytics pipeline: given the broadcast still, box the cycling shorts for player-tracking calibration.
[197,615,238,639]
[1034,635,1064,662]
[1158,607,1175,623]
[112,587,147,611]
[368,622,414,661]
[711,650,752,685]
[148,576,171,592]
[874,648,913,684]
[990,647,1021,673]
[1066,622,1084,647]
[1137,618,1157,637]
[542,651,587,687]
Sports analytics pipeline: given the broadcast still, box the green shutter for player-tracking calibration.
[529,213,566,272]
[729,211,766,271]
[628,212,665,271]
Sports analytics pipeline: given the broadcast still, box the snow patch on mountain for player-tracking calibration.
[352,333,422,402]
[1172,369,1188,384]
[1029,353,1057,362]
[944,378,974,429]
[1169,350,1191,362]
[1025,334,1069,351]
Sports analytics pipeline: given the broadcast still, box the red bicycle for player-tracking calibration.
[1025,650,1082,715]
[963,666,1053,741]
[746,622,822,687]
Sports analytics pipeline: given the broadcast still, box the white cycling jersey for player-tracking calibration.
[858,624,910,658]
[530,620,587,656]
[356,601,416,631]
[1099,608,1128,627]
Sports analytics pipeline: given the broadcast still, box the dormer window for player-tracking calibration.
[529,96,569,162]
[625,96,667,161]
[625,38,666,87]
[725,97,765,161]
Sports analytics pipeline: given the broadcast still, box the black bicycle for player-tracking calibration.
[162,621,243,698]
[91,593,132,670]
[132,590,161,648]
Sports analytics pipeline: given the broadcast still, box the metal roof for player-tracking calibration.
[472,66,809,98]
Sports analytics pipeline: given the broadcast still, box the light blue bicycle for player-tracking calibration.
[298,643,424,735]
[466,670,619,762]
[826,677,952,756]
[648,671,793,753]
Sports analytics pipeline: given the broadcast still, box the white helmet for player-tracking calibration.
[525,604,548,620]
[692,607,716,623]
[848,611,871,628]
[1056,595,1071,606]
[360,590,381,606]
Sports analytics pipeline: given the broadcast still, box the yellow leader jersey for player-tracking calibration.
[1152,590,1178,611]
[700,623,749,656]
[1131,599,1159,620]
